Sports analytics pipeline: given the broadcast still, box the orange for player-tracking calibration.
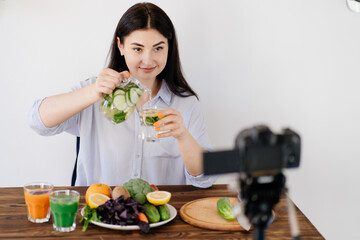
[85,183,111,205]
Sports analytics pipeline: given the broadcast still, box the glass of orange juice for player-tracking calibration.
[24,182,54,223]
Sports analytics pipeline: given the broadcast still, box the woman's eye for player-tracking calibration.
[133,48,142,52]
[154,46,163,52]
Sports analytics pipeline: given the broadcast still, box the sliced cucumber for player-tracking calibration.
[135,88,143,96]
[126,90,135,107]
[113,95,127,110]
[114,89,125,96]
[129,88,140,105]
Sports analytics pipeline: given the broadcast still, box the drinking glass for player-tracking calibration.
[50,190,79,232]
[139,105,164,142]
[23,182,54,223]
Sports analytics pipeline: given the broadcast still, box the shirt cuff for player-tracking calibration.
[185,169,218,188]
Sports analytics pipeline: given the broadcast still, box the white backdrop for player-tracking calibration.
[1,0,360,239]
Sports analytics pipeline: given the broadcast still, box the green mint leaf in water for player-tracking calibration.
[145,116,160,126]
[145,117,155,125]
[114,111,127,123]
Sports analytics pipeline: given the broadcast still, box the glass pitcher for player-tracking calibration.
[99,75,150,124]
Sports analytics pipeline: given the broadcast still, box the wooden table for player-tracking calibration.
[0,184,323,239]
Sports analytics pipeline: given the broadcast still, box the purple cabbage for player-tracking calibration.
[96,195,150,233]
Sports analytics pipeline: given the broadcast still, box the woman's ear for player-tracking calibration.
[116,37,124,56]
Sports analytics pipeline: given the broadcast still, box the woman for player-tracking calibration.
[28,2,217,187]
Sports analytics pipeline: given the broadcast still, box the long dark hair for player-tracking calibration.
[107,2,198,99]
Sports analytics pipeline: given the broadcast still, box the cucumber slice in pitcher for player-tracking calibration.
[129,88,140,105]
[135,88,144,96]
[114,89,125,96]
[113,95,127,110]
[125,90,135,107]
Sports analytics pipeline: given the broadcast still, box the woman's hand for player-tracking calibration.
[154,108,188,140]
[93,68,130,100]
[154,108,204,176]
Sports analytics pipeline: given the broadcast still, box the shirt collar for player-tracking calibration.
[153,80,172,106]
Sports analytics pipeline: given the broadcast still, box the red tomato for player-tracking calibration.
[150,184,159,191]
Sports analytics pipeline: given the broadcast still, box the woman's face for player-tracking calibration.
[118,28,168,83]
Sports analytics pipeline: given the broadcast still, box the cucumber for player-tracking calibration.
[135,88,143,95]
[113,89,125,96]
[157,204,170,221]
[125,90,134,107]
[113,95,127,111]
[143,203,160,223]
[217,197,235,220]
[129,88,140,105]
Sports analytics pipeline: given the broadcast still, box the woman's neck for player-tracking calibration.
[150,78,161,98]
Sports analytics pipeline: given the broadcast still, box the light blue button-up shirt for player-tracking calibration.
[28,77,217,187]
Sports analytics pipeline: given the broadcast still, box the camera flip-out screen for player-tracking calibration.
[203,146,283,175]
[203,150,240,175]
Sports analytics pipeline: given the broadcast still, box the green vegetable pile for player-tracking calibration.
[80,178,171,232]
[123,178,155,204]
[123,178,171,223]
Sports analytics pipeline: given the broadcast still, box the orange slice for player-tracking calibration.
[88,193,110,209]
[146,191,171,206]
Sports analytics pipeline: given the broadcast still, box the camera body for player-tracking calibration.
[203,125,301,175]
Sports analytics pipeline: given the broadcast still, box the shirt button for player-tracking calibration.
[136,154,140,158]
[134,173,138,177]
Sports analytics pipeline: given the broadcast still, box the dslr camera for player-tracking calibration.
[203,125,301,240]
[203,125,301,175]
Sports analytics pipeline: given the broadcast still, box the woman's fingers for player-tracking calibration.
[94,69,130,96]
[154,108,186,139]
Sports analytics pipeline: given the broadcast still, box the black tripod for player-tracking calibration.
[239,172,301,240]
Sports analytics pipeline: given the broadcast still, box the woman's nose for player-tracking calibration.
[141,51,153,65]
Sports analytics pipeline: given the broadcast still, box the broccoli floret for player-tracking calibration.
[123,178,154,204]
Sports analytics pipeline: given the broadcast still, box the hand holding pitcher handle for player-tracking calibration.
[93,68,130,100]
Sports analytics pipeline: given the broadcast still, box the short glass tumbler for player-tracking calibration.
[24,182,54,223]
[139,105,164,142]
[50,190,79,232]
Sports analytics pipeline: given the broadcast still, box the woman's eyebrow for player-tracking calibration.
[153,41,165,47]
[130,41,165,47]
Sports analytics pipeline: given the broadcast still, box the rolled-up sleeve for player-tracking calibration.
[28,98,80,137]
[28,78,97,137]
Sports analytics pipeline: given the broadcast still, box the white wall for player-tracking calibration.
[1,0,359,239]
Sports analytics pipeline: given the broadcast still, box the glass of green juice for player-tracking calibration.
[50,190,79,232]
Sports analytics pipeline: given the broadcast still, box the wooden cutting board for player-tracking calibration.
[180,197,249,231]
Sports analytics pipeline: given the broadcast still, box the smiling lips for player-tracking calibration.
[140,66,156,73]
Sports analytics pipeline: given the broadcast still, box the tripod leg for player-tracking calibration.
[254,226,265,240]
[285,188,301,240]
